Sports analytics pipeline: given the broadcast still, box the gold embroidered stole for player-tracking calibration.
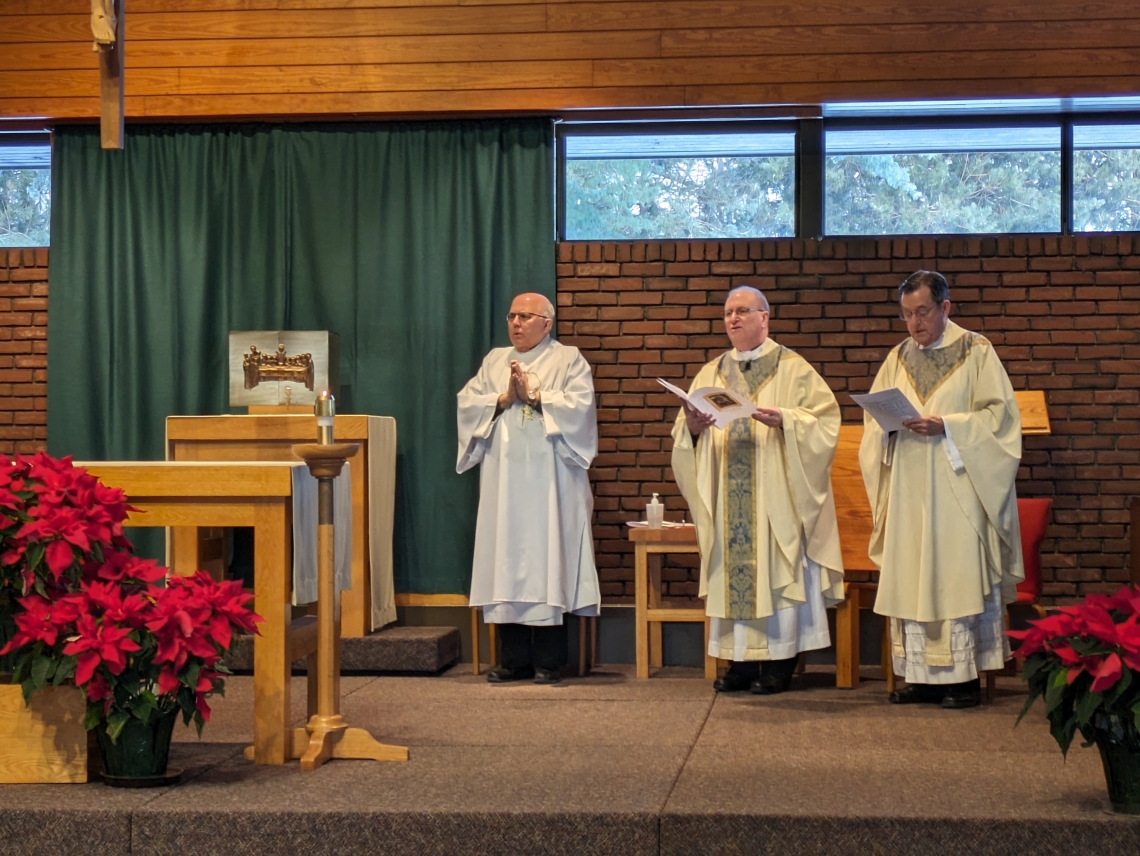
[897,332,980,404]
[719,347,781,620]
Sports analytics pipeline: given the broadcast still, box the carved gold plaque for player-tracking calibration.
[229,331,339,406]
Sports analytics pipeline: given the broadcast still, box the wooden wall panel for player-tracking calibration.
[1,0,1139,121]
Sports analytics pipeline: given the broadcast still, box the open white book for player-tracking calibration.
[850,388,921,433]
[657,378,756,428]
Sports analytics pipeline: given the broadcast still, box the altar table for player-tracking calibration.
[80,461,316,765]
[165,414,396,636]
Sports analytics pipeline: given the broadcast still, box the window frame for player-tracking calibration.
[557,108,1140,240]
[556,120,800,242]
[821,115,1066,238]
[0,131,52,248]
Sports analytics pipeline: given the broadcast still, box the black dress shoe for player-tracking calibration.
[486,665,534,683]
[750,674,793,695]
[713,672,752,693]
[534,667,562,685]
[941,679,980,709]
[888,683,943,704]
[752,656,798,694]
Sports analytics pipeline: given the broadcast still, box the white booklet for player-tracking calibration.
[657,378,756,428]
[850,388,921,433]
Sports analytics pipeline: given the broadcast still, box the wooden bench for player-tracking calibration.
[833,389,1051,687]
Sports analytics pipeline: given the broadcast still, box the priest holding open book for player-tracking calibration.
[670,286,846,694]
[859,270,1024,709]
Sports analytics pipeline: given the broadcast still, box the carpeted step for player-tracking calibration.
[224,624,460,674]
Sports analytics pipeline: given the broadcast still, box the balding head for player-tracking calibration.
[507,292,554,352]
[726,285,769,313]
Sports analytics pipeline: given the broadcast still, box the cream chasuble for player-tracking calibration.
[671,338,845,660]
[457,337,600,626]
[860,320,1023,681]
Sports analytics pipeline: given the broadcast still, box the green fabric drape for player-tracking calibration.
[48,121,555,594]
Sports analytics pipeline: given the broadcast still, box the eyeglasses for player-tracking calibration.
[506,312,550,323]
[724,307,766,319]
[900,305,940,322]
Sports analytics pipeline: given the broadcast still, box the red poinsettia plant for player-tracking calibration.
[1009,584,1140,755]
[0,452,262,740]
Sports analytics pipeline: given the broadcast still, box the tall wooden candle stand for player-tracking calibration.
[290,394,407,770]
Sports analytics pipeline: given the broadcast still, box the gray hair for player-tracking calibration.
[898,270,949,304]
[726,285,770,313]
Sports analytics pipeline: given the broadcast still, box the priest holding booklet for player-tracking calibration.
[670,286,846,694]
[860,270,1023,709]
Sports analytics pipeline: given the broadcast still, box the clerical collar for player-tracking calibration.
[730,337,773,362]
[916,320,961,351]
[513,335,551,363]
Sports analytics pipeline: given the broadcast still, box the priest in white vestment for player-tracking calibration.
[456,292,600,685]
[860,270,1023,709]
[671,286,846,694]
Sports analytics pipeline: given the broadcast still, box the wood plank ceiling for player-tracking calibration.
[1,0,1139,121]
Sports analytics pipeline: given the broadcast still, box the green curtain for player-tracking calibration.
[48,121,555,594]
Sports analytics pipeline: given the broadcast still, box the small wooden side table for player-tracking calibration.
[629,525,718,680]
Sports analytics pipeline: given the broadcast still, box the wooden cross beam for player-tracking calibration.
[92,0,124,150]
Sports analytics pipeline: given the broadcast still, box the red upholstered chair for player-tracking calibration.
[1015,497,1053,620]
[984,497,1052,701]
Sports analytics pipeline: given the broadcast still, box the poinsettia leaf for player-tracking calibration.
[1015,690,1041,727]
[129,694,156,724]
[117,671,141,698]
[1070,637,1107,656]
[83,705,102,732]
[106,710,130,743]
[25,541,43,573]
[1075,689,1103,729]
[1022,653,1048,687]
[1052,716,1077,757]
[30,653,53,689]
[1104,667,1133,708]
[12,649,33,684]
[1133,702,1140,735]
[52,657,75,686]
[1044,668,1071,716]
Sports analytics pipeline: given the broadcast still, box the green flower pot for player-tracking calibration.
[1090,712,1140,815]
[94,707,180,788]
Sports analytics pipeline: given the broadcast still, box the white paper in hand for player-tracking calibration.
[657,378,755,428]
[851,388,921,433]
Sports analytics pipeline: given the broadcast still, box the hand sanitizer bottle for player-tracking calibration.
[646,493,664,528]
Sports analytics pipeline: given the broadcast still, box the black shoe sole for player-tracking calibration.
[941,694,980,709]
[713,678,752,693]
[487,669,534,683]
[750,679,792,695]
[889,683,951,705]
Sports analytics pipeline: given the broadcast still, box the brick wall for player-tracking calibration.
[3,240,1137,605]
[556,236,1140,606]
[0,249,48,457]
